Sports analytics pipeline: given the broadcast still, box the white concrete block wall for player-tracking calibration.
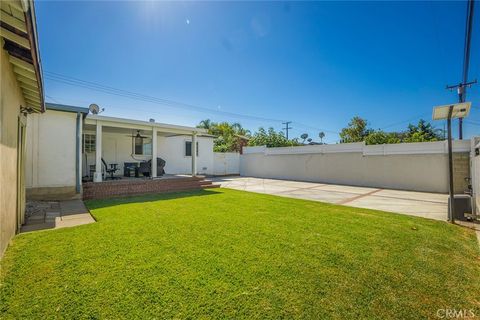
[26,110,77,188]
[240,140,473,193]
[213,152,240,175]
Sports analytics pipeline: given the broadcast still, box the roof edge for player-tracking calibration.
[46,103,89,114]
[86,114,208,134]
[25,0,45,112]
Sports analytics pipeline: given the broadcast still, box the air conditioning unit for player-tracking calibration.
[448,195,473,221]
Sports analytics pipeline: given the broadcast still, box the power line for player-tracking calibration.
[44,71,455,142]
[446,0,476,139]
[379,112,431,130]
[44,71,339,135]
[45,94,60,104]
[44,71,286,124]
[291,122,339,135]
[465,119,480,126]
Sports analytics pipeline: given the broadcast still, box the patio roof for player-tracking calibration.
[86,114,204,182]
[46,103,89,115]
[85,114,208,135]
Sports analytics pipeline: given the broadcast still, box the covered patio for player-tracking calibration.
[82,115,209,183]
[78,115,218,199]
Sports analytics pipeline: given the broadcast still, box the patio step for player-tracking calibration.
[82,176,220,200]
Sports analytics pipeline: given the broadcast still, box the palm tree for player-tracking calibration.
[231,122,242,132]
[319,132,325,144]
[197,119,213,130]
[300,133,308,144]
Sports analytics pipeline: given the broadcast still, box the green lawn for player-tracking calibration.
[1,189,479,319]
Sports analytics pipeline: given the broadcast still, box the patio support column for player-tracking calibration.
[191,133,197,177]
[151,127,157,178]
[94,121,102,182]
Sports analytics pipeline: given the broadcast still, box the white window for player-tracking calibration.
[83,134,96,153]
[185,141,199,157]
[135,137,152,155]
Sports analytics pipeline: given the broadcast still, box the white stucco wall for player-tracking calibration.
[240,141,472,193]
[157,135,214,175]
[471,138,480,215]
[474,154,480,214]
[82,133,214,176]
[1,47,27,256]
[26,110,78,188]
[213,152,240,175]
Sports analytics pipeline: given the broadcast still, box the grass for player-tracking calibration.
[1,188,479,319]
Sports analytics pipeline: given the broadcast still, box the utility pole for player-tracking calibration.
[446,79,477,139]
[282,121,292,140]
[446,0,476,139]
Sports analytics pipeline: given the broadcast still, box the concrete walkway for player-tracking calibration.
[212,176,448,221]
[21,200,95,233]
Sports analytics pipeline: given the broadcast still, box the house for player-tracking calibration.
[0,0,44,257]
[25,103,216,200]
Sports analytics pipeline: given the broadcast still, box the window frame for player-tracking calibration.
[185,141,199,157]
[83,133,96,153]
[134,137,152,156]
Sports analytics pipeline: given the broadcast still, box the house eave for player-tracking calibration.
[1,0,45,113]
[85,114,208,135]
[46,103,89,115]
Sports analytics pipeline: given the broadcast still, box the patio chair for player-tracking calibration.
[124,162,140,177]
[102,158,120,180]
[156,157,166,176]
[138,158,166,177]
[139,161,151,177]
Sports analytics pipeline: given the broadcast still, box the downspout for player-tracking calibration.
[76,113,81,193]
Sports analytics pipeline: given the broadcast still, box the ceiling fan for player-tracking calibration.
[126,130,148,139]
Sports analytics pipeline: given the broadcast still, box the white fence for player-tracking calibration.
[241,140,472,193]
[213,152,240,176]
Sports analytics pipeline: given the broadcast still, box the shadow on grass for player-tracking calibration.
[85,189,222,210]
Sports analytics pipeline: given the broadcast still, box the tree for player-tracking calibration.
[339,116,372,143]
[249,127,300,148]
[364,130,401,145]
[339,117,442,145]
[404,119,443,142]
[300,133,309,144]
[318,132,325,144]
[197,119,213,130]
[197,119,251,152]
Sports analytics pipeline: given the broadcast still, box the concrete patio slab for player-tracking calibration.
[212,176,449,221]
[269,181,324,188]
[280,189,359,203]
[374,189,447,203]
[345,195,447,220]
[21,200,95,233]
[314,184,379,195]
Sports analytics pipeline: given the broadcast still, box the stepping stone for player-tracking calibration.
[46,211,60,218]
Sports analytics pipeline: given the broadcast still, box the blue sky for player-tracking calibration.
[37,1,479,143]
